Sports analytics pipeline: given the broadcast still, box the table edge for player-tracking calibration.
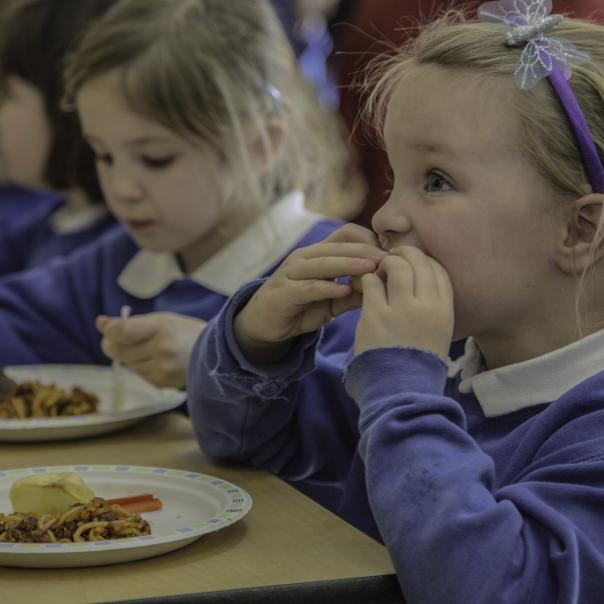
[103,574,403,604]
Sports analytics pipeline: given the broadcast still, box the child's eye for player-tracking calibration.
[141,155,176,170]
[424,170,453,193]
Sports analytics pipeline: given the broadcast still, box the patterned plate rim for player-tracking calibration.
[0,465,252,553]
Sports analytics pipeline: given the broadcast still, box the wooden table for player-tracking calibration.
[0,413,399,604]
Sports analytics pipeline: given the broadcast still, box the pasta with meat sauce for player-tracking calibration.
[0,497,150,543]
[0,382,98,419]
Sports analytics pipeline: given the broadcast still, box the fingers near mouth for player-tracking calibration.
[349,276,364,293]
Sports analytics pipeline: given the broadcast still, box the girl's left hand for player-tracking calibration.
[96,312,206,389]
[355,246,454,360]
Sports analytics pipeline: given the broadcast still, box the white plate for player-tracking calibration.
[0,465,252,567]
[0,365,186,441]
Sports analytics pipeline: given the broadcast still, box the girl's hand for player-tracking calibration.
[355,246,454,360]
[234,224,388,364]
[96,312,206,389]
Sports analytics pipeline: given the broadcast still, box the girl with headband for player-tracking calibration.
[188,1,604,600]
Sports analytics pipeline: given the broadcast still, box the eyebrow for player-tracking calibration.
[83,134,175,148]
[125,136,175,147]
[409,142,457,155]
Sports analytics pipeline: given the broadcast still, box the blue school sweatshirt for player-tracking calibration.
[0,191,341,366]
[0,185,116,275]
[0,185,61,227]
[188,281,604,604]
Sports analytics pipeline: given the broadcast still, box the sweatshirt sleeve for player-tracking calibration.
[347,347,604,604]
[0,237,122,365]
[187,279,361,485]
[0,190,61,275]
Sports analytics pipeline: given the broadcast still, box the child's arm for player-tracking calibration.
[348,246,604,603]
[349,347,604,603]
[233,223,387,364]
[0,230,29,276]
[187,223,383,484]
[0,229,136,365]
[187,281,361,485]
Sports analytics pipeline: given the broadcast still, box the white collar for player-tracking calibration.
[452,330,604,417]
[118,191,322,298]
[50,204,109,234]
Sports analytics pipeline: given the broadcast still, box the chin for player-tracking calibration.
[128,234,177,254]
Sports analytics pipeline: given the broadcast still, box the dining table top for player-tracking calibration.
[0,411,400,604]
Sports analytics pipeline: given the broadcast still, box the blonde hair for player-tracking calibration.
[63,0,363,219]
[364,12,604,332]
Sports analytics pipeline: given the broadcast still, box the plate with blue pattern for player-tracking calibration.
[0,465,252,567]
[0,365,186,442]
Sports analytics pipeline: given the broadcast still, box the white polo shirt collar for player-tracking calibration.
[452,330,604,417]
[50,204,109,234]
[118,191,322,298]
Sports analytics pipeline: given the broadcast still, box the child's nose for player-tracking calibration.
[109,172,144,203]
[371,197,411,241]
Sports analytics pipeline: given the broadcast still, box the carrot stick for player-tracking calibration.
[119,499,163,513]
[106,493,154,506]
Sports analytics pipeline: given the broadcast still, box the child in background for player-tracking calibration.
[0,0,362,390]
[187,3,604,601]
[0,0,118,275]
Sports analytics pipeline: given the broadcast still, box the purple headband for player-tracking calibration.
[479,0,604,194]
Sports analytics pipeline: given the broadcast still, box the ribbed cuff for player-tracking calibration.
[223,279,321,381]
[345,347,448,409]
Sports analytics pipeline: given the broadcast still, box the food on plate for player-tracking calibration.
[10,473,95,514]
[0,381,98,419]
[0,370,17,400]
[106,493,163,513]
[0,497,151,543]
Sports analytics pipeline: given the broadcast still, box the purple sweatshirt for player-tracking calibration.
[0,192,342,366]
[188,281,604,604]
[0,185,116,276]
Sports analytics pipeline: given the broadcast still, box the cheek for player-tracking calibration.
[95,169,117,207]
[174,177,222,225]
[0,108,50,184]
[0,107,23,153]
[8,100,47,138]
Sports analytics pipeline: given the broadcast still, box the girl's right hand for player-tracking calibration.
[234,224,388,364]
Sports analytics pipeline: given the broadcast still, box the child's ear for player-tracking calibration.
[249,118,286,174]
[556,193,604,274]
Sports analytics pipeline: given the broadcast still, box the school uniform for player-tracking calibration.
[0,185,116,275]
[0,191,343,366]
[188,289,604,603]
[0,185,61,230]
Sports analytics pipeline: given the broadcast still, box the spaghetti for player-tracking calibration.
[0,381,98,419]
[0,498,151,543]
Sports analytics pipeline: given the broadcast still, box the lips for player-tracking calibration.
[125,219,156,230]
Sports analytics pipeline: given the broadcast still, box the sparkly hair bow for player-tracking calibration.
[478,0,591,90]
[478,0,604,193]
